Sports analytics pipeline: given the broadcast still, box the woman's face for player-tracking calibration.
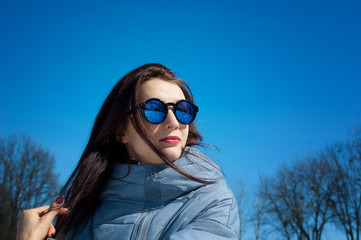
[121,78,189,164]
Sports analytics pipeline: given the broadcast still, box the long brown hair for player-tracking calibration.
[55,63,206,238]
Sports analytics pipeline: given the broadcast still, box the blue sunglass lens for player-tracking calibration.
[176,101,195,124]
[144,100,166,123]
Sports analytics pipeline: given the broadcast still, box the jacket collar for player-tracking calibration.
[99,147,223,210]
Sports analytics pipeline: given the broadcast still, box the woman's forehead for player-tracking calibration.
[139,78,185,102]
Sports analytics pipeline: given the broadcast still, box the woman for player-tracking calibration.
[19,63,240,239]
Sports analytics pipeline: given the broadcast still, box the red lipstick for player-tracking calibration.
[160,136,181,144]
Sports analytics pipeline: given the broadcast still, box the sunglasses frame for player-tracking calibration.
[138,98,198,125]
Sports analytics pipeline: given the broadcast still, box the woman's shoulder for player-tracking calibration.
[177,146,224,179]
[182,147,237,205]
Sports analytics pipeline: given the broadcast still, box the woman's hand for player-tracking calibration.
[16,196,68,240]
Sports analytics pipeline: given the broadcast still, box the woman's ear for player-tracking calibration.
[115,134,128,143]
[116,128,128,144]
[121,135,128,143]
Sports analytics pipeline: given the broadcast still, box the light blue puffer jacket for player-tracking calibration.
[67,147,240,239]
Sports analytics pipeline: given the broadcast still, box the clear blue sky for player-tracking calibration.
[1,1,360,239]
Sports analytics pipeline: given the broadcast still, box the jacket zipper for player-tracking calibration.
[158,187,205,239]
[130,168,161,240]
[130,209,158,240]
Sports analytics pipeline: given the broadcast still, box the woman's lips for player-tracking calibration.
[160,136,181,144]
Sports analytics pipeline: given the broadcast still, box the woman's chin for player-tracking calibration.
[136,147,183,164]
[163,149,183,162]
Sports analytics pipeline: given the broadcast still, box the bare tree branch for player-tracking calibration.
[328,128,361,240]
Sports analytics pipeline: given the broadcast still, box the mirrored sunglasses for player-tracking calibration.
[138,98,198,125]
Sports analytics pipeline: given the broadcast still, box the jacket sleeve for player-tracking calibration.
[168,185,240,240]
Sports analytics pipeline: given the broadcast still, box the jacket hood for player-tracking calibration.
[99,147,223,211]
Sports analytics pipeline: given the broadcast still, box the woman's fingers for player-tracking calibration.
[47,224,56,238]
[16,196,68,240]
[40,195,65,224]
[33,205,51,214]
[58,207,69,215]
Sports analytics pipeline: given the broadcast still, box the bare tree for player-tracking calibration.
[251,192,271,240]
[298,154,335,240]
[257,166,305,240]
[235,179,252,240]
[0,134,59,240]
[256,153,335,240]
[328,129,361,240]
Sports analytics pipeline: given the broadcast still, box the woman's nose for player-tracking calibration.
[163,109,179,130]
